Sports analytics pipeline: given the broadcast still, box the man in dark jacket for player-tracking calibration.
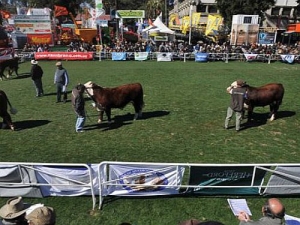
[224,79,247,131]
[30,60,44,97]
[71,84,86,133]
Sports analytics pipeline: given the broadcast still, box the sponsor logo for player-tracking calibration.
[119,169,168,192]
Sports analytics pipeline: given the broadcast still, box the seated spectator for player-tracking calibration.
[237,198,285,225]
[178,219,224,225]
[0,196,30,225]
[26,206,56,225]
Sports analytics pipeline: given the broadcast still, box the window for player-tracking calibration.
[208,5,217,13]
[243,17,252,24]
[197,5,206,13]
[271,7,280,16]
[282,8,291,16]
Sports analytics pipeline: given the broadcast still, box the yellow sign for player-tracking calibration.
[205,14,223,36]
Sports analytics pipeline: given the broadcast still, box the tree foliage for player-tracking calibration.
[215,0,276,27]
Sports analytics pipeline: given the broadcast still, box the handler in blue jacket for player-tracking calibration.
[54,61,69,103]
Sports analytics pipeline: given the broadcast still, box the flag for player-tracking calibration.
[54,5,68,17]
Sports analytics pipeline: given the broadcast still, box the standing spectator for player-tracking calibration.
[0,196,30,225]
[71,84,86,133]
[30,60,44,97]
[224,79,247,131]
[26,206,56,225]
[237,198,285,225]
[54,61,69,103]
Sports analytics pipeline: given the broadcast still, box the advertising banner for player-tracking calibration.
[195,53,208,62]
[134,52,148,61]
[258,32,276,45]
[35,52,94,60]
[14,15,51,34]
[187,166,268,195]
[27,34,53,45]
[205,14,223,36]
[280,55,295,64]
[157,52,172,61]
[244,53,258,62]
[107,164,185,196]
[112,52,127,61]
[0,48,14,61]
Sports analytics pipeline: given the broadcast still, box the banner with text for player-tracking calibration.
[187,166,268,195]
[112,52,127,61]
[280,55,295,64]
[134,52,148,61]
[35,52,94,60]
[195,53,208,62]
[107,164,185,196]
[27,34,53,45]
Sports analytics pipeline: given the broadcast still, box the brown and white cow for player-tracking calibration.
[84,81,144,123]
[0,90,17,130]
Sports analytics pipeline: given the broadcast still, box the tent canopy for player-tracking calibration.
[142,16,175,35]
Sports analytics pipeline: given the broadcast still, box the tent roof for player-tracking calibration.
[142,16,175,35]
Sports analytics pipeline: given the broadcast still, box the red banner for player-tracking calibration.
[27,34,53,45]
[35,52,94,61]
[54,5,69,17]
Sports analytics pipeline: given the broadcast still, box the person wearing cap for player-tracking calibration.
[71,83,86,133]
[30,60,44,97]
[54,61,69,103]
[224,79,247,131]
[0,197,30,225]
[237,198,285,225]
[25,206,55,225]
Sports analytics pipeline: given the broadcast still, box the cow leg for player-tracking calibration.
[270,103,279,121]
[2,114,14,130]
[105,109,112,123]
[98,111,104,123]
[247,105,254,122]
[133,103,143,120]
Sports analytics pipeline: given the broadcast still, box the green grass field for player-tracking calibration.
[1,60,300,225]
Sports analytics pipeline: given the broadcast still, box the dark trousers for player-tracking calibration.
[56,83,67,102]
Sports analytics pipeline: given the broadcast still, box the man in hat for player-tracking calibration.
[30,60,44,97]
[224,79,247,131]
[0,197,29,225]
[54,61,69,103]
[25,206,55,225]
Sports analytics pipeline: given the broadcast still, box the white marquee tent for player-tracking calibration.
[142,16,175,35]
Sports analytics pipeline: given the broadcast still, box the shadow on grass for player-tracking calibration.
[14,72,31,79]
[14,120,51,130]
[84,110,170,131]
[242,110,296,130]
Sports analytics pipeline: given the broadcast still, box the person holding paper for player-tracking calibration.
[54,61,69,103]
[237,198,285,225]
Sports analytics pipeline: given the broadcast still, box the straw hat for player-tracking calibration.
[31,60,38,65]
[26,206,56,225]
[55,61,62,66]
[0,197,29,219]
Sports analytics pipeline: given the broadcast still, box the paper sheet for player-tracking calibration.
[227,199,252,216]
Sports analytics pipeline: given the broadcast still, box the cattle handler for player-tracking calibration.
[224,79,247,131]
[54,61,69,103]
[71,84,86,133]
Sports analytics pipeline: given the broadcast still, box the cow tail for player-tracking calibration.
[6,95,17,115]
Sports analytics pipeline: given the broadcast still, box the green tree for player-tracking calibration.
[215,0,275,28]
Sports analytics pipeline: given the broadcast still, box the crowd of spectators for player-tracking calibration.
[19,39,300,56]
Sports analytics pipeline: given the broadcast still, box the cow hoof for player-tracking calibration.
[97,119,102,124]
[270,114,275,121]
[10,126,15,131]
